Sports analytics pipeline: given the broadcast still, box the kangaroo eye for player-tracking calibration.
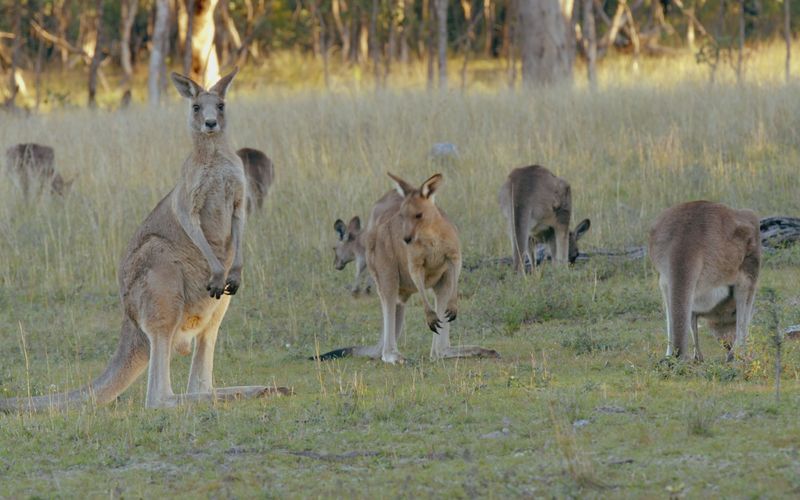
[415,213,423,219]
[192,104,200,113]
[217,103,225,111]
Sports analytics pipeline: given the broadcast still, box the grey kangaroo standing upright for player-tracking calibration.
[1,68,289,412]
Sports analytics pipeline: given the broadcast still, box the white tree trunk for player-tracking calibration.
[121,0,138,87]
[518,0,574,87]
[191,0,220,86]
[582,0,596,89]
[148,0,170,105]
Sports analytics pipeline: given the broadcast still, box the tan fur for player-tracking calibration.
[333,215,372,295]
[498,165,590,273]
[648,201,761,362]
[236,147,274,214]
[359,173,498,364]
[5,143,74,199]
[0,69,289,413]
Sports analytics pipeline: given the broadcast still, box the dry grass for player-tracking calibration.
[1,44,800,497]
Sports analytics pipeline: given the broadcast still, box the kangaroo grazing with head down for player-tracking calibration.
[5,143,74,199]
[333,215,372,295]
[0,68,289,412]
[236,147,274,214]
[649,201,761,362]
[498,165,590,273]
[316,173,499,364]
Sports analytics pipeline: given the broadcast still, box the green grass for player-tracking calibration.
[2,72,800,497]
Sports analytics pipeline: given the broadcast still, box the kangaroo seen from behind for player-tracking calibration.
[1,68,288,412]
[316,173,498,364]
[236,147,274,214]
[498,165,590,273]
[649,201,761,362]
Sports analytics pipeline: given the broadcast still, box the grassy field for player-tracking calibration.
[2,52,800,497]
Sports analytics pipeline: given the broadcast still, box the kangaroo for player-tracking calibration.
[0,68,289,412]
[316,173,499,364]
[498,165,590,273]
[5,143,74,199]
[649,201,761,362]
[236,147,274,214]
[333,216,372,295]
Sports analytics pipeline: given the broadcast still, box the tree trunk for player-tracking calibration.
[190,0,220,86]
[400,0,409,64]
[310,0,322,58]
[737,0,744,84]
[434,0,447,89]
[332,0,350,63]
[369,0,380,88]
[181,0,194,75]
[88,0,105,108]
[518,0,574,87]
[785,0,791,82]
[426,0,435,90]
[148,0,170,105]
[7,0,23,107]
[121,0,139,88]
[582,0,596,90]
[55,0,72,71]
[386,0,398,79]
[483,0,494,57]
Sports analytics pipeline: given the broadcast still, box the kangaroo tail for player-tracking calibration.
[0,319,149,413]
[309,344,381,361]
[310,347,356,361]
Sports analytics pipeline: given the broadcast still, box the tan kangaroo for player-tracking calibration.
[5,143,74,199]
[333,216,372,295]
[317,173,499,364]
[236,147,274,214]
[0,69,288,412]
[649,201,761,362]
[498,165,590,273]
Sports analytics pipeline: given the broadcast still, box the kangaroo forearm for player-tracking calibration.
[177,207,224,273]
[230,212,244,270]
[410,271,435,311]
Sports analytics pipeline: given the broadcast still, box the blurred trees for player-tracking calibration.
[0,0,798,105]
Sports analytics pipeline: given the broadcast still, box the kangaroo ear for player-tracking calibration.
[171,72,203,98]
[334,219,346,240]
[420,173,443,200]
[209,67,239,98]
[347,216,362,234]
[574,219,591,240]
[387,172,415,197]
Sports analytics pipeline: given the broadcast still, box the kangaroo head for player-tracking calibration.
[388,172,443,245]
[170,67,238,136]
[50,173,75,197]
[567,218,591,263]
[333,216,362,270]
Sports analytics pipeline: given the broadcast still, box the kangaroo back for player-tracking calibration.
[237,147,274,213]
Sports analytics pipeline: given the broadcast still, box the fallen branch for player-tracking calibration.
[465,215,800,272]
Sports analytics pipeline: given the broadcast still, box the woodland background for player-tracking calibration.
[0,0,798,108]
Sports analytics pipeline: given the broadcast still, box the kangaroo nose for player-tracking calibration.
[205,119,217,129]
[403,236,412,244]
